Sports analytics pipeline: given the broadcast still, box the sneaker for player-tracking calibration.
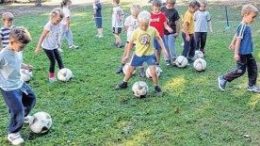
[116,43,124,48]
[58,48,63,52]
[247,85,260,93]
[165,60,171,66]
[69,45,79,49]
[116,66,123,74]
[139,70,145,78]
[115,81,128,90]
[24,115,34,124]
[154,86,163,96]
[218,76,227,91]
[7,133,24,145]
[49,77,57,83]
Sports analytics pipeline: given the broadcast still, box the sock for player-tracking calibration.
[49,72,55,78]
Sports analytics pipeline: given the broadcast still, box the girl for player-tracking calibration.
[35,8,65,82]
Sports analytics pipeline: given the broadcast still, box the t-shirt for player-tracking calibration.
[93,0,102,18]
[112,5,124,28]
[42,21,62,50]
[61,6,71,25]
[130,27,159,56]
[194,10,211,32]
[182,10,194,34]
[124,15,138,41]
[236,23,253,55]
[150,12,166,37]
[161,7,180,35]
[0,26,13,48]
[0,47,23,91]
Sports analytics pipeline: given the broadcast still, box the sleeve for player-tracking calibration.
[130,30,137,42]
[44,22,51,31]
[183,12,191,24]
[161,13,167,23]
[236,24,246,39]
[174,10,180,21]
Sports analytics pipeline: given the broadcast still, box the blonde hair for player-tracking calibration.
[2,12,14,21]
[50,8,64,20]
[138,10,151,22]
[130,4,141,16]
[241,4,259,16]
[9,27,31,45]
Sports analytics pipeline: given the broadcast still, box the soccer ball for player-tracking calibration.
[193,58,207,72]
[175,56,188,68]
[132,81,148,98]
[20,69,33,82]
[145,66,162,78]
[123,63,136,75]
[57,68,73,81]
[29,112,52,134]
[194,50,204,59]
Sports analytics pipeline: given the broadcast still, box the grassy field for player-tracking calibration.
[0,0,260,145]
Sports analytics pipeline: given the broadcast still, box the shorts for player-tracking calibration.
[95,18,103,28]
[113,27,122,34]
[130,54,157,67]
[153,39,161,51]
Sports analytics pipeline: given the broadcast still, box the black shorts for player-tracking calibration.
[113,27,122,34]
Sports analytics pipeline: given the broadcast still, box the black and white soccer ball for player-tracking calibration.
[20,69,33,82]
[29,112,52,134]
[194,50,204,59]
[57,68,73,81]
[175,56,188,68]
[132,81,148,98]
[193,58,207,72]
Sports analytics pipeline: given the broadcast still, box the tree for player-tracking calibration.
[35,0,42,7]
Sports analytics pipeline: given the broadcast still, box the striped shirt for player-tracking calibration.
[236,22,253,55]
[0,27,12,48]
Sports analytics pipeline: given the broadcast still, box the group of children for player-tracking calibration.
[0,0,260,145]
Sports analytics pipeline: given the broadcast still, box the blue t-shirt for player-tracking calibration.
[236,23,253,55]
[93,1,102,18]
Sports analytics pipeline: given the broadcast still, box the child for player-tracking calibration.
[115,10,166,96]
[218,4,260,93]
[194,0,212,54]
[161,0,180,65]
[112,0,124,48]
[93,0,103,38]
[0,12,14,49]
[181,0,200,62]
[116,4,141,74]
[35,8,65,82]
[60,0,78,51]
[0,27,36,145]
[150,0,171,65]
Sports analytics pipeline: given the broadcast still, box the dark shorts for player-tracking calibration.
[113,27,122,34]
[95,18,103,28]
[130,54,157,67]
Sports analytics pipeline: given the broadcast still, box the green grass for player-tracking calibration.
[1,1,260,145]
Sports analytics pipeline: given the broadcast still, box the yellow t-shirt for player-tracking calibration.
[182,10,194,34]
[130,27,159,56]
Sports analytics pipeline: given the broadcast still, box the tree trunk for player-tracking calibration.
[35,0,42,7]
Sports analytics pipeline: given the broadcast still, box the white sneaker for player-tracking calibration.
[58,48,63,52]
[69,45,79,49]
[7,133,24,145]
[24,115,34,124]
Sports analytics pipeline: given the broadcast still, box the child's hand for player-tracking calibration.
[234,54,240,61]
[185,35,190,41]
[122,56,129,63]
[173,33,179,38]
[167,28,173,33]
[26,64,34,71]
[229,44,235,51]
[35,47,41,54]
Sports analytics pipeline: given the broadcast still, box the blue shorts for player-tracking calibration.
[130,54,157,67]
[95,18,102,28]
[153,38,162,51]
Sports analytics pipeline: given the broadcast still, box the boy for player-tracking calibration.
[112,0,124,48]
[0,12,14,49]
[218,4,260,93]
[93,0,103,38]
[0,27,36,145]
[115,10,166,96]
[181,0,200,62]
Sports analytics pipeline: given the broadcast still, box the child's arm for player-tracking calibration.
[233,37,241,61]
[35,29,49,53]
[164,22,173,33]
[229,34,237,51]
[21,63,33,71]
[207,12,213,32]
[183,21,190,41]
[121,41,134,63]
[155,32,168,58]
[175,19,180,37]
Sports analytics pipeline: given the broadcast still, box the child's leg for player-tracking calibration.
[163,35,170,61]
[53,49,64,70]
[200,32,207,53]
[123,65,135,82]
[224,55,247,82]
[21,83,36,117]
[182,32,191,57]
[167,34,177,61]
[188,34,196,60]
[66,29,74,47]
[194,32,201,51]
[154,39,161,64]
[44,49,56,78]
[247,55,258,87]
[149,65,159,86]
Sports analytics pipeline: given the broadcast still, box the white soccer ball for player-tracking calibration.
[57,68,73,81]
[123,63,136,75]
[20,69,33,82]
[194,50,204,59]
[175,56,188,68]
[193,58,207,72]
[145,66,162,78]
[29,112,52,134]
[132,81,148,98]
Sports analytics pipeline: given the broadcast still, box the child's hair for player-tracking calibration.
[152,0,162,7]
[50,8,64,20]
[60,0,71,8]
[189,0,200,8]
[241,4,259,16]
[113,0,120,5]
[199,0,207,6]
[9,27,31,45]
[166,0,176,4]
[138,10,151,22]
[130,4,141,15]
[2,12,14,21]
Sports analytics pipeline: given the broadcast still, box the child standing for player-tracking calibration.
[93,0,103,38]
[0,27,36,145]
[35,8,65,82]
[194,0,212,54]
[60,0,78,51]
[150,0,171,65]
[0,12,14,49]
[115,10,166,96]
[116,4,141,74]
[112,0,124,48]
[218,4,260,93]
[161,0,180,65]
[181,0,200,62]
